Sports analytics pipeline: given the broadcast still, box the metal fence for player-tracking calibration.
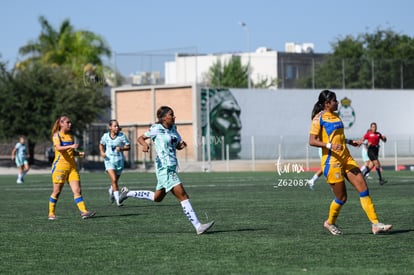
[80,127,414,163]
[2,133,412,172]
[112,49,414,89]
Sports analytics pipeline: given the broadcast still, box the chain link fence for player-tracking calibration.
[112,49,414,89]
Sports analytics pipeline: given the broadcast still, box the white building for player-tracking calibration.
[164,43,321,89]
[165,47,278,87]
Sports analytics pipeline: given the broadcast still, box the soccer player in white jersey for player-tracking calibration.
[99,119,131,206]
[119,106,214,235]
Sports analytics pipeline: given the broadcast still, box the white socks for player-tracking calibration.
[181,199,201,229]
[114,191,120,204]
[311,173,319,182]
[127,190,155,201]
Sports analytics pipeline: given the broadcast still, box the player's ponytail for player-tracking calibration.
[311,90,336,119]
[50,118,61,139]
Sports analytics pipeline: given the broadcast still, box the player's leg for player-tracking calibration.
[17,165,24,184]
[308,169,322,190]
[68,169,95,218]
[328,181,347,224]
[323,164,346,235]
[107,169,122,206]
[22,160,30,179]
[372,159,386,184]
[171,183,214,235]
[346,167,391,234]
[119,187,156,203]
[118,167,166,204]
[48,168,67,220]
[48,182,64,220]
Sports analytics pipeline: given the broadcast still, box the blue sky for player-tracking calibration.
[1,0,412,75]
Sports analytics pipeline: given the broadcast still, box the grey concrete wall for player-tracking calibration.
[229,89,414,159]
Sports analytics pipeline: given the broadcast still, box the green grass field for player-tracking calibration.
[0,170,413,274]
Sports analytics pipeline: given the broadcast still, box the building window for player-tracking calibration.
[286,65,298,80]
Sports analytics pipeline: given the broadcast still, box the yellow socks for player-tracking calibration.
[48,195,58,216]
[74,196,88,213]
[328,198,344,225]
[359,190,379,224]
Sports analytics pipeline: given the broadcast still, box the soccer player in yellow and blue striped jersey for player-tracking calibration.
[309,90,392,235]
[48,116,95,220]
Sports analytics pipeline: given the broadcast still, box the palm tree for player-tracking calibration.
[17,16,111,75]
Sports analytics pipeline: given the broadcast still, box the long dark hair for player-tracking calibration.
[311,90,336,119]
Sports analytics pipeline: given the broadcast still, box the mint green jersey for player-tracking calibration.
[144,123,182,169]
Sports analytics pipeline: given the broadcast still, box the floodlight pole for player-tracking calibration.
[240,21,251,89]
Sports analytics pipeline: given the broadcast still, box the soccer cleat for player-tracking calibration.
[48,214,57,220]
[196,221,215,235]
[379,179,387,185]
[372,223,392,234]
[80,211,96,219]
[119,187,129,204]
[17,179,23,184]
[324,220,342,235]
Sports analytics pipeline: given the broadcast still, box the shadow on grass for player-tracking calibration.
[386,228,414,235]
[88,213,143,219]
[340,228,413,236]
[116,203,176,208]
[139,228,264,235]
[206,228,265,234]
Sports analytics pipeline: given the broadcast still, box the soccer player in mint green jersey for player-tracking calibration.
[119,106,214,235]
[11,136,30,184]
[99,119,130,206]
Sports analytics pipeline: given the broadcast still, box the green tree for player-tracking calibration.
[206,56,249,88]
[305,28,414,89]
[0,63,110,163]
[7,15,114,162]
[255,77,279,89]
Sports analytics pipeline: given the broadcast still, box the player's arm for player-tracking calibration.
[309,134,326,148]
[53,134,78,152]
[309,134,343,151]
[360,132,369,145]
[176,141,187,150]
[119,135,131,152]
[345,139,361,147]
[11,146,16,160]
[121,144,131,151]
[99,143,106,158]
[54,142,78,152]
[381,134,387,143]
[116,144,130,152]
[74,150,85,157]
[309,116,330,149]
[137,135,150,152]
